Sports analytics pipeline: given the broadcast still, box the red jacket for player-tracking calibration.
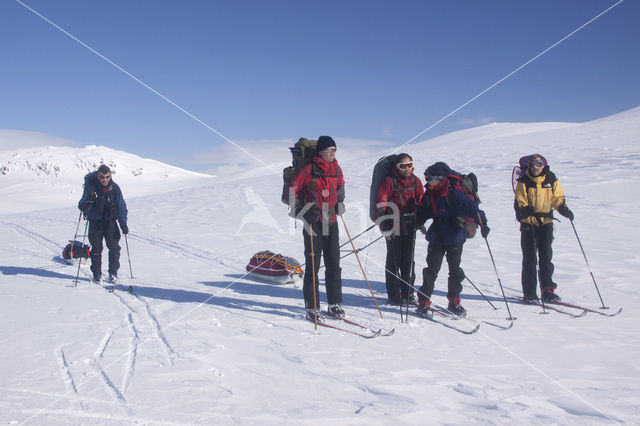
[290,156,345,223]
[375,169,424,217]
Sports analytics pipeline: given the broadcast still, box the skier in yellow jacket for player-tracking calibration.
[514,154,574,302]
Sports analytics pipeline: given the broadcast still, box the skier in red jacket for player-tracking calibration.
[375,153,424,304]
[290,136,346,321]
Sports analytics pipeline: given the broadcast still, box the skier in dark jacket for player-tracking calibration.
[415,162,489,317]
[289,136,346,321]
[375,153,424,304]
[78,165,128,284]
[514,154,573,302]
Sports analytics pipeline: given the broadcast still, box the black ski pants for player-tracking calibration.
[520,223,556,299]
[384,232,416,300]
[303,221,342,310]
[418,241,465,302]
[89,219,121,277]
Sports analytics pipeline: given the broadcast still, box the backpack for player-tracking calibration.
[446,171,481,238]
[512,155,548,193]
[281,138,317,204]
[369,155,399,222]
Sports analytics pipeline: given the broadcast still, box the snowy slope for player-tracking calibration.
[1,108,639,425]
[0,145,213,214]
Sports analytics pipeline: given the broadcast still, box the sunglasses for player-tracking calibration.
[530,160,544,169]
[323,147,337,153]
[397,161,413,170]
[98,174,111,180]
[424,175,443,182]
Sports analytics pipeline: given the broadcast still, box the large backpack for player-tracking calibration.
[281,138,317,205]
[512,154,548,193]
[446,171,481,238]
[369,155,399,222]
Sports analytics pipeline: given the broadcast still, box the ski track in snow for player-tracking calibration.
[121,312,139,395]
[54,345,88,412]
[127,232,244,272]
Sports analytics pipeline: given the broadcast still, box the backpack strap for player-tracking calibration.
[389,175,418,209]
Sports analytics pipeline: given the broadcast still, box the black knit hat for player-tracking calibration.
[316,136,337,153]
[424,162,451,180]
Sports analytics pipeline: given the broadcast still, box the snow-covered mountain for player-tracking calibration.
[1,107,639,424]
[0,145,213,214]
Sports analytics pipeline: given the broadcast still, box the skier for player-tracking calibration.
[289,136,346,321]
[514,154,574,302]
[78,165,128,284]
[375,153,424,304]
[415,162,489,316]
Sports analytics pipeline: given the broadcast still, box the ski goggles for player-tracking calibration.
[424,175,444,182]
[529,160,544,169]
[396,161,413,170]
[323,147,337,153]
[97,174,111,181]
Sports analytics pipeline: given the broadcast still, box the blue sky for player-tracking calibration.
[0,0,638,171]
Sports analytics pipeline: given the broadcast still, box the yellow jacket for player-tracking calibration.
[515,169,565,226]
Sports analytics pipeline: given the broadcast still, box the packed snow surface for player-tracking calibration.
[1,108,639,424]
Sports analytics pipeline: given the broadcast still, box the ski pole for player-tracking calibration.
[341,216,383,319]
[306,235,384,270]
[70,211,82,258]
[464,275,498,310]
[338,223,376,249]
[478,213,515,320]
[124,233,134,279]
[569,220,608,309]
[309,223,318,330]
[74,218,89,287]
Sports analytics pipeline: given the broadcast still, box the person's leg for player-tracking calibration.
[104,220,121,277]
[88,221,104,279]
[520,224,538,300]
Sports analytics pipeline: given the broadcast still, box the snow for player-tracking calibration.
[1,107,639,424]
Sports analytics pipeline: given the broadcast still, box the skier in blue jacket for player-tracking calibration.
[78,165,128,284]
[415,162,489,317]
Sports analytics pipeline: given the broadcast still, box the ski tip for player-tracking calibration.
[468,324,480,334]
[366,329,382,338]
[609,307,623,316]
[384,328,396,336]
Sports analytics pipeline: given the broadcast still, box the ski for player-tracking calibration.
[314,319,381,338]
[427,315,480,334]
[482,320,514,330]
[412,310,479,334]
[329,314,394,337]
[507,297,587,317]
[548,301,621,317]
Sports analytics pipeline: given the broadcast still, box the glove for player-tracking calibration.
[336,202,345,216]
[88,192,98,201]
[480,223,490,238]
[120,223,129,235]
[557,204,574,221]
[477,210,488,226]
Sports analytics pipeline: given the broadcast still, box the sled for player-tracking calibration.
[246,251,303,284]
[62,240,91,265]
